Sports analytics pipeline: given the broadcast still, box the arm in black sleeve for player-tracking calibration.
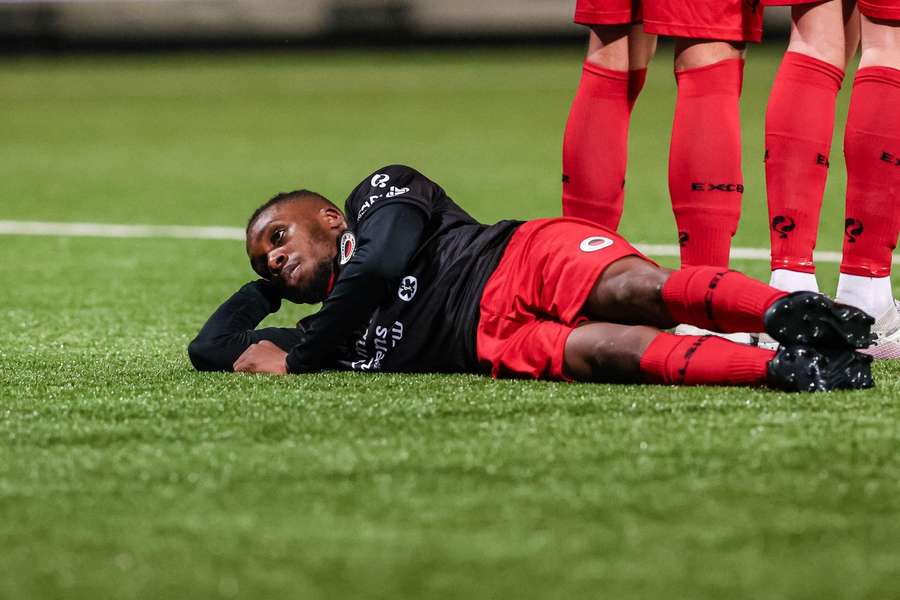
[285,202,428,373]
[188,280,307,371]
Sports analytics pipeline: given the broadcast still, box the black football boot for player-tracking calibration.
[766,345,875,392]
[763,291,876,350]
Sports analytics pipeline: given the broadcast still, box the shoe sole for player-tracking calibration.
[823,348,875,390]
[765,292,875,350]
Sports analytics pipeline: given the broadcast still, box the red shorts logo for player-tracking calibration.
[579,236,614,253]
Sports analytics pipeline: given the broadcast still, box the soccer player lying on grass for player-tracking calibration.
[189,165,876,392]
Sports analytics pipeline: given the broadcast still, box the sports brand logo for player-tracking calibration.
[678,231,689,247]
[398,276,418,301]
[691,182,744,193]
[771,216,796,239]
[386,186,409,198]
[579,236,614,253]
[845,218,864,243]
[339,231,356,265]
[371,173,390,188]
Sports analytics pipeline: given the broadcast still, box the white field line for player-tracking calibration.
[0,220,244,241]
[0,219,891,265]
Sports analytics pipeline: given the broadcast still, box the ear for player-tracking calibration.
[320,206,346,231]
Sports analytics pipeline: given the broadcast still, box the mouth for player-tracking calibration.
[282,262,301,287]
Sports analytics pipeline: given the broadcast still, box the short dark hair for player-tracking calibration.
[246,189,336,233]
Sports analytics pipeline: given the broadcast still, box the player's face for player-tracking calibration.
[246,202,345,304]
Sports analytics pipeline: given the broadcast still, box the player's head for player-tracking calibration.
[245,190,347,304]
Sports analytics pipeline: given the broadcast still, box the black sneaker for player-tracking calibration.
[764,291,875,350]
[766,345,874,392]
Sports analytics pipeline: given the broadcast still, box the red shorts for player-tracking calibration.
[476,218,651,381]
[574,0,765,42]
[859,0,900,20]
[760,0,817,6]
[763,0,900,20]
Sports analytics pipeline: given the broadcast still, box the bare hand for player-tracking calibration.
[233,340,288,374]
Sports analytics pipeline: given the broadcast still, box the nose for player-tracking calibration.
[267,249,288,275]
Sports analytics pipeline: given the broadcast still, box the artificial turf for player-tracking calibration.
[2,44,900,599]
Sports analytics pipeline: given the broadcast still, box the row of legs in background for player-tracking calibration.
[561,0,900,358]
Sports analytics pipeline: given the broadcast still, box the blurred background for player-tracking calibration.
[1,0,790,50]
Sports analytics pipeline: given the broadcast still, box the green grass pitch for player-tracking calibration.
[3,45,900,599]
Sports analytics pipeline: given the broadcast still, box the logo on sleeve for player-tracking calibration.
[386,186,409,198]
[579,236,614,253]
[339,231,356,265]
[398,276,418,302]
[371,173,390,188]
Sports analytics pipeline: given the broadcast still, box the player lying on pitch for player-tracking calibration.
[189,165,876,392]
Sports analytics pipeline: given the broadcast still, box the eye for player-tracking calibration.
[270,228,285,245]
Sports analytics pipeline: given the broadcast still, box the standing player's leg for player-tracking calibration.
[836,10,900,357]
[666,39,747,268]
[764,0,858,295]
[562,2,657,229]
[639,0,764,267]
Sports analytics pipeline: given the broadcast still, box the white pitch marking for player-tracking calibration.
[0,219,893,264]
[0,220,244,240]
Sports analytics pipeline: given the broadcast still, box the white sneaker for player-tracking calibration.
[673,323,754,345]
[860,299,900,360]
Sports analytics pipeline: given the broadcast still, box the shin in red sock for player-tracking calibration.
[662,267,788,332]
[562,62,647,229]
[669,58,745,268]
[640,332,775,386]
[841,66,900,278]
[766,52,844,274]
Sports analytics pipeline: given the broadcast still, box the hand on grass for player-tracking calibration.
[233,340,288,375]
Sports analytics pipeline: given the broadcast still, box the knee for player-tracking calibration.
[584,325,658,379]
[674,40,745,71]
[585,24,632,70]
[604,262,670,307]
[789,36,850,70]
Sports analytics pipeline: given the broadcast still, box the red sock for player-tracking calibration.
[669,58,745,267]
[662,267,788,332]
[766,52,844,273]
[640,333,774,386]
[562,62,647,229]
[840,67,900,278]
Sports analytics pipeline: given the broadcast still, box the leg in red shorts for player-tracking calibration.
[563,1,655,228]
[834,9,900,358]
[475,218,875,390]
[760,0,857,299]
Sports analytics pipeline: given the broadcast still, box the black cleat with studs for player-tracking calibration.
[767,345,875,392]
[763,291,876,350]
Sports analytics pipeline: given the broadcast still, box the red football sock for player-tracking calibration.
[662,266,788,332]
[669,58,745,267]
[840,66,900,278]
[562,62,647,229]
[766,52,844,273]
[640,332,774,386]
